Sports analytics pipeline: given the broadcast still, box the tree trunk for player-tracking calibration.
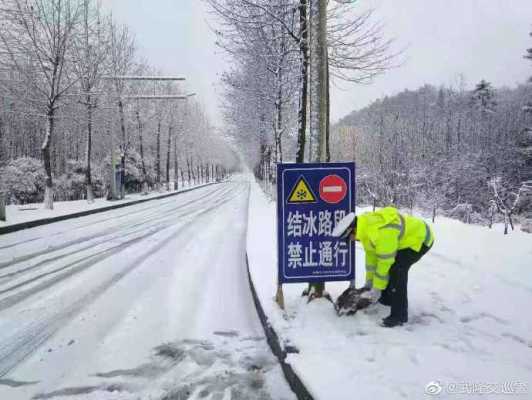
[156,119,161,188]
[325,51,331,162]
[504,212,508,235]
[166,125,172,191]
[42,108,55,210]
[296,0,309,163]
[307,0,328,299]
[0,192,5,222]
[136,109,148,193]
[118,99,127,199]
[276,76,284,163]
[187,157,191,185]
[85,97,94,203]
[316,0,328,163]
[174,130,179,191]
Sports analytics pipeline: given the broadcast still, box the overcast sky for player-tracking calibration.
[105,0,532,124]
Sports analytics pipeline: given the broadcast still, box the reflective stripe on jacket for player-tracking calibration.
[354,207,434,290]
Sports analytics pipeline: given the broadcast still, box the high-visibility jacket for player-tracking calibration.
[353,207,434,291]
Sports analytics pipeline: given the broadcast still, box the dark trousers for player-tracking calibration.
[379,244,432,321]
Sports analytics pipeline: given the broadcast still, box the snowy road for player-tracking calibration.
[0,180,294,400]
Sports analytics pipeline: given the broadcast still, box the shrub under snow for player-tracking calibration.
[0,157,47,204]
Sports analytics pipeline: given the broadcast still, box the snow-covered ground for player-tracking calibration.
[0,178,295,400]
[247,177,532,400]
[0,182,212,228]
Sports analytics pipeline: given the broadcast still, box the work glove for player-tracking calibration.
[360,288,381,304]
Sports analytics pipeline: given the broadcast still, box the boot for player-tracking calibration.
[381,315,407,328]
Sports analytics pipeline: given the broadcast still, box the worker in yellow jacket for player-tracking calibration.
[333,207,434,327]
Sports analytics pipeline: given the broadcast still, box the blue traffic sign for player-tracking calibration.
[277,162,356,284]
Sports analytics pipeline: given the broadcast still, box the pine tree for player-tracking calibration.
[525,31,532,63]
[471,80,497,113]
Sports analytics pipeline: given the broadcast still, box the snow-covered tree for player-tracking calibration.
[0,0,237,207]
[0,0,84,209]
[519,30,532,231]
[332,82,529,222]
[205,0,396,174]
[108,21,136,198]
[71,0,110,202]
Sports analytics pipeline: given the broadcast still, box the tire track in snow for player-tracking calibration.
[0,184,243,311]
[0,184,227,250]
[0,184,232,267]
[0,184,236,285]
[0,182,248,378]
[0,183,230,254]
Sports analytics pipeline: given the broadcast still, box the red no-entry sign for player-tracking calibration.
[319,174,348,204]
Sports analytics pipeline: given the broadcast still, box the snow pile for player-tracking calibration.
[247,177,532,399]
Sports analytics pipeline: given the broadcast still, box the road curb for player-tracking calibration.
[245,255,315,400]
[0,183,218,236]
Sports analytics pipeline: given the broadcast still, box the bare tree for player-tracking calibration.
[327,5,398,84]
[206,0,397,170]
[108,21,136,198]
[71,0,110,202]
[0,0,83,209]
[0,1,237,208]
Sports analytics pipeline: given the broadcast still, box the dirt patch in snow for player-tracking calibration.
[32,336,285,400]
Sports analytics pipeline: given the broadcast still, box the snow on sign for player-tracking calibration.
[277,162,356,283]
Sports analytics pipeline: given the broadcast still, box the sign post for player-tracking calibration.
[276,162,356,308]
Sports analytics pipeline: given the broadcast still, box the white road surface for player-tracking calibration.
[0,179,295,400]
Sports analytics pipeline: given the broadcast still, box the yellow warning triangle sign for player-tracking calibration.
[288,176,317,203]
